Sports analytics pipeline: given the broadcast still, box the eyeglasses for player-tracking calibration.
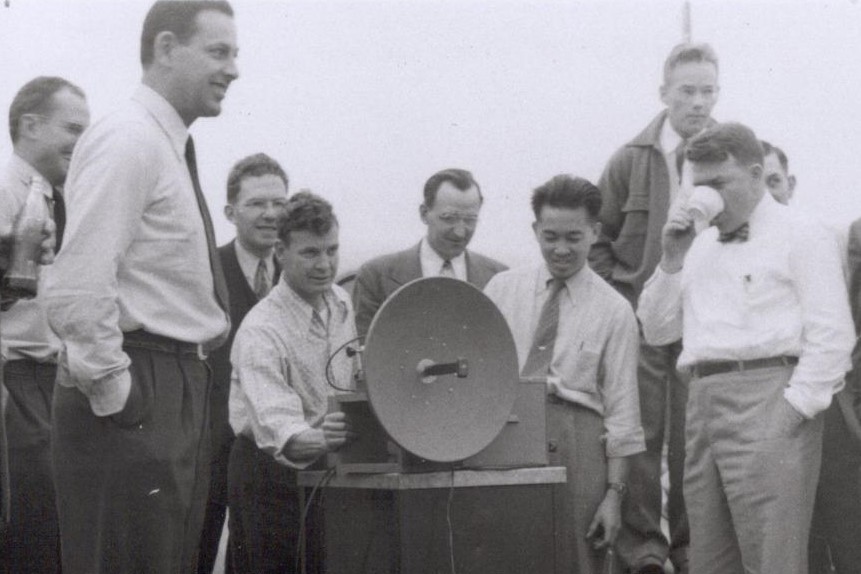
[29,114,87,137]
[238,198,289,212]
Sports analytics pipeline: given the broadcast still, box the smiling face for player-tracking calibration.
[169,10,239,125]
[532,205,599,280]
[276,225,340,308]
[420,182,482,261]
[28,87,90,187]
[661,61,719,139]
[225,174,289,258]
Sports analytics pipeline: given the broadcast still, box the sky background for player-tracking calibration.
[2,0,860,273]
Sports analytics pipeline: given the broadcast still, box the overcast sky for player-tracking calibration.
[2,0,860,272]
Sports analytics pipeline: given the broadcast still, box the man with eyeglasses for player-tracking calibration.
[197,152,288,574]
[589,43,720,574]
[0,76,89,574]
[353,168,507,337]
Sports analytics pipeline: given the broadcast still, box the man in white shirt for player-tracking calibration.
[485,174,645,574]
[352,168,506,337]
[198,153,289,574]
[43,2,238,572]
[228,191,354,573]
[589,43,720,574]
[638,122,854,574]
[0,76,89,574]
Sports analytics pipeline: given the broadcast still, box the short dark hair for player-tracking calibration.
[686,122,764,168]
[760,140,790,173]
[663,42,719,85]
[226,153,289,204]
[8,76,86,143]
[531,174,602,222]
[277,191,338,246]
[422,168,483,208]
[140,1,234,67]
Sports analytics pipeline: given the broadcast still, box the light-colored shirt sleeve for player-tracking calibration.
[637,266,684,347]
[230,323,314,468]
[784,223,855,418]
[45,123,153,416]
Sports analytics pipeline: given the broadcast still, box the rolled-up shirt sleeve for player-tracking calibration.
[44,123,152,416]
[601,302,646,458]
[637,266,684,347]
[230,324,315,470]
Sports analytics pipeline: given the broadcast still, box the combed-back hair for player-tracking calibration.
[531,174,602,222]
[8,76,85,143]
[663,42,719,84]
[422,168,483,208]
[686,122,764,167]
[140,0,234,67]
[226,153,288,204]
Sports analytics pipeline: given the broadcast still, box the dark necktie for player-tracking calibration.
[185,137,230,312]
[521,278,565,378]
[51,187,66,253]
[718,222,750,243]
[253,259,270,299]
[674,139,688,181]
[440,259,456,278]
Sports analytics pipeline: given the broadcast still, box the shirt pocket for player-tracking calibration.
[556,343,602,395]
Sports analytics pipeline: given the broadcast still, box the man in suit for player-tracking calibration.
[0,76,89,573]
[198,152,288,574]
[353,168,507,337]
[589,43,720,574]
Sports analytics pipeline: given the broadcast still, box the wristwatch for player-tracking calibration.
[607,482,628,497]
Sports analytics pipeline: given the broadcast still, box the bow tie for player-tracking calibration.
[718,223,750,243]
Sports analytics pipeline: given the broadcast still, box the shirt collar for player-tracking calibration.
[6,154,53,200]
[274,278,350,331]
[419,237,467,279]
[233,239,275,282]
[537,262,591,300]
[659,114,684,155]
[132,84,189,161]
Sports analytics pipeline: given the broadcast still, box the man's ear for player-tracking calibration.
[224,204,235,224]
[16,114,42,143]
[419,203,429,225]
[788,175,797,194]
[152,31,180,67]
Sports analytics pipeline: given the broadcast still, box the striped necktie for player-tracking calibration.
[521,278,565,378]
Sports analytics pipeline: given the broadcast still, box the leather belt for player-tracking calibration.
[122,329,208,361]
[691,355,798,379]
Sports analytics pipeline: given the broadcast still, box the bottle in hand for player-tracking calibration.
[2,175,50,299]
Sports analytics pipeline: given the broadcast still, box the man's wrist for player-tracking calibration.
[606,482,627,499]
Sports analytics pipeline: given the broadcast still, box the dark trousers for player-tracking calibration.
[228,435,323,574]
[809,396,861,574]
[617,338,689,573]
[52,334,212,574]
[197,380,234,574]
[1,360,60,574]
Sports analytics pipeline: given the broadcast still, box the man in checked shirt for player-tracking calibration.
[227,191,355,574]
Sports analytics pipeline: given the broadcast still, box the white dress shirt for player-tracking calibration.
[43,85,230,416]
[419,238,467,280]
[485,264,645,458]
[638,195,855,419]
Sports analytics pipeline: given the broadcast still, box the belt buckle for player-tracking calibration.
[196,344,208,361]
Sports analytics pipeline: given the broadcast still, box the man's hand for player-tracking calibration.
[585,490,622,550]
[282,411,355,461]
[660,209,696,273]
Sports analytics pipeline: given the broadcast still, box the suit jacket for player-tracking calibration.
[589,110,716,307]
[840,219,861,449]
[352,242,507,337]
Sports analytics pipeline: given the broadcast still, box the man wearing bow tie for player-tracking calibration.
[637,122,854,574]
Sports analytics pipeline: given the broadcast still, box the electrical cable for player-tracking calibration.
[325,335,363,391]
[295,467,337,574]
[446,467,457,574]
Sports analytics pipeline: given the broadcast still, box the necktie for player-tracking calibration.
[51,187,66,253]
[253,258,270,299]
[718,222,750,243]
[674,139,688,181]
[440,259,456,278]
[185,137,230,312]
[521,278,565,378]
